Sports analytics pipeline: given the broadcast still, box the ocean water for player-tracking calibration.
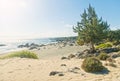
[0,38,57,54]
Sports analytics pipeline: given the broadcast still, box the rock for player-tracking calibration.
[111,53,120,58]
[18,43,30,48]
[106,58,116,63]
[0,44,6,46]
[68,54,75,59]
[30,43,40,47]
[73,67,80,70]
[68,67,80,74]
[75,52,83,57]
[49,71,60,76]
[61,64,67,66]
[29,46,37,50]
[24,43,30,47]
[75,50,94,59]
[58,73,64,76]
[61,57,68,60]
[101,48,119,53]
[39,44,46,47]
[18,43,42,49]
[69,43,74,46]
[18,45,25,48]
[37,48,40,50]
[28,65,31,67]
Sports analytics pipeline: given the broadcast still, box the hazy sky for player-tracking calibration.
[0,0,120,39]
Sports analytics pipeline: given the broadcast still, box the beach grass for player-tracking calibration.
[0,50,38,59]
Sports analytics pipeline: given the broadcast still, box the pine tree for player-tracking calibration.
[73,4,110,52]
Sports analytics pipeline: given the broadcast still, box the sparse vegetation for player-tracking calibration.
[0,51,38,59]
[76,37,84,46]
[97,53,109,60]
[81,57,105,72]
[108,29,120,43]
[96,43,112,49]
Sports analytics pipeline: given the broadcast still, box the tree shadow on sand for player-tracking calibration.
[92,67,110,75]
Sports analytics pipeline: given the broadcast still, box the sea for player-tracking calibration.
[0,38,57,54]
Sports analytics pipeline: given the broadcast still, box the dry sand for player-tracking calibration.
[0,45,120,81]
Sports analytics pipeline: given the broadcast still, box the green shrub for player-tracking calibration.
[76,38,84,46]
[113,41,120,45]
[81,57,105,72]
[97,53,109,60]
[1,51,38,59]
[96,43,112,49]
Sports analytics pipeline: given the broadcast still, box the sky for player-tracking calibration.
[0,0,120,39]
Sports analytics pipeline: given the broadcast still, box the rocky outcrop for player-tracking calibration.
[18,43,46,50]
[0,44,6,46]
[100,47,120,53]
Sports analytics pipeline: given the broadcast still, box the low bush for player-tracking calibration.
[96,43,112,49]
[81,57,105,72]
[97,53,109,60]
[1,50,38,59]
[76,38,84,46]
[113,41,120,46]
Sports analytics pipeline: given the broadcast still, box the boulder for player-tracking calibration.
[24,43,30,47]
[18,43,30,48]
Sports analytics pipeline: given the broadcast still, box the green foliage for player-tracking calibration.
[73,4,110,51]
[96,43,112,49]
[108,29,120,42]
[1,51,38,59]
[76,37,84,45]
[113,41,120,46]
[81,57,105,72]
[97,53,109,60]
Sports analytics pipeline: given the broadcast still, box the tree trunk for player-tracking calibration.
[90,41,95,53]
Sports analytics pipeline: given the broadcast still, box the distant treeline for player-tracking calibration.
[50,36,77,42]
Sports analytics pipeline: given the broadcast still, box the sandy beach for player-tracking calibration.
[0,44,120,81]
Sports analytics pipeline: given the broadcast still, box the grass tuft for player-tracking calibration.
[0,50,38,59]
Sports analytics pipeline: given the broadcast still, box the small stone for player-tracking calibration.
[28,65,31,67]
[73,67,80,70]
[58,73,64,76]
[68,54,75,59]
[49,71,59,76]
[61,64,67,66]
[61,57,68,60]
